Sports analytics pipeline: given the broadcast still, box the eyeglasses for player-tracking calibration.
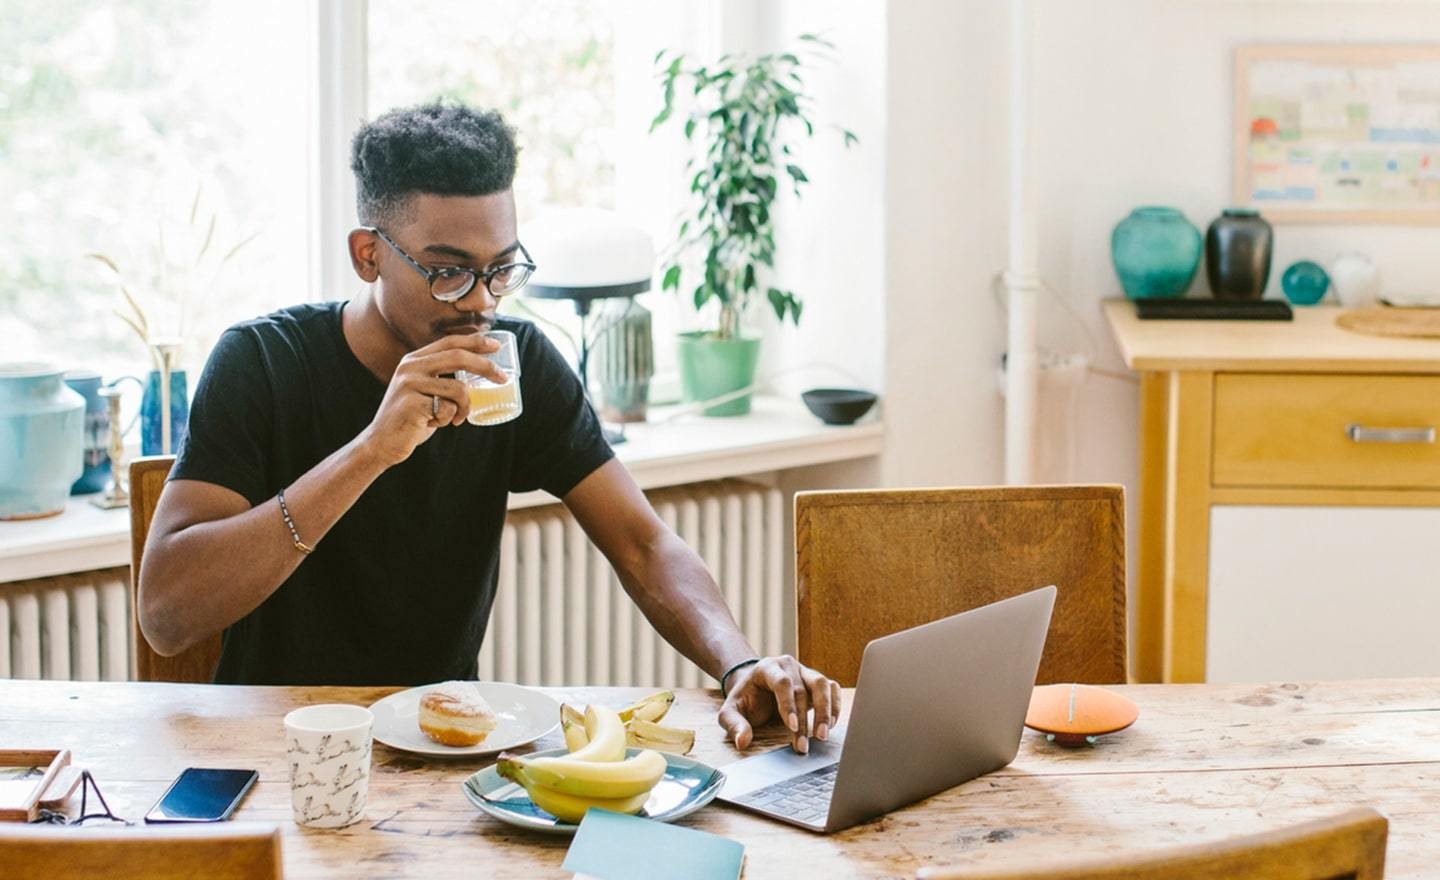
[35,769,132,826]
[369,227,536,303]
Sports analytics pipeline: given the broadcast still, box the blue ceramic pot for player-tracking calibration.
[1,362,85,519]
[141,369,190,456]
[65,371,111,494]
[1111,207,1202,299]
[1281,260,1330,306]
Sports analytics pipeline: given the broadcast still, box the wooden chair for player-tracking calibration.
[0,822,284,880]
[795,485,1126,687]
[129,455,222,683]
[915,807,1388,879]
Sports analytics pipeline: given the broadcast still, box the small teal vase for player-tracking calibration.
[1,363,85,519]
[1281,260,1330,306]
[141,369,190,456]
[1111,206,1203,299]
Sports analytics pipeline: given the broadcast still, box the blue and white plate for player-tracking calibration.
[463,747,725,835]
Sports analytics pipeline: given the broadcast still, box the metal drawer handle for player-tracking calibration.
[1345,424,1437,444]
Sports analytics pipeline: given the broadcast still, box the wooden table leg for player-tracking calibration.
[1162,371,1213,683]
[1133,372,1168,682]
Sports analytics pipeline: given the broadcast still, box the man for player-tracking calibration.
[138,102,836,754]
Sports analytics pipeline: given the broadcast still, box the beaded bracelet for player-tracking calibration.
[276,489,314,555]
[720,656,761,697]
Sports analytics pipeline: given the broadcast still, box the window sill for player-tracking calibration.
[0,395,883,582]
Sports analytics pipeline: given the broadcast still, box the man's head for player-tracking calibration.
[348,103,525,349]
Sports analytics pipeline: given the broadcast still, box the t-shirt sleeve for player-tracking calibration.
[508,324,615,497]
[170,327,274,507]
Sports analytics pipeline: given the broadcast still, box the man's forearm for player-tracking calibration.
[138,435,391,655]
[612,531,758,682]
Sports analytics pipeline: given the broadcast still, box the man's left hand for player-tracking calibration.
[717,655,841,754]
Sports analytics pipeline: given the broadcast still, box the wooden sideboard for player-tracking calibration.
[1105,300,1440,683]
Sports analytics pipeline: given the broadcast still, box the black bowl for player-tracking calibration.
[801,388,878,426]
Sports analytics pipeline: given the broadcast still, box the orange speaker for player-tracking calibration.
[1025,683,1139,747]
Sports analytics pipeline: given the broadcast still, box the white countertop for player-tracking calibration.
[0,396,883,583]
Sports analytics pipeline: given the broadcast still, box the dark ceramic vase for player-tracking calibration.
[1205,208,1273,300]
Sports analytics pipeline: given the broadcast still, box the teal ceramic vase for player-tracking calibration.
[1111,207,1202,299]
[1,362,86,519]
[1281,260,1330,306]
[676,332,761,417]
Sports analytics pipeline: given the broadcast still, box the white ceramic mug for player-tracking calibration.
[284,704,373,828]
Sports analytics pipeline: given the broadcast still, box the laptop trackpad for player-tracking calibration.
[719,736,843,799]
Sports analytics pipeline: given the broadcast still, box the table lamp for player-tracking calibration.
[524,208,656,444]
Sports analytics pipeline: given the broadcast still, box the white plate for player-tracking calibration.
[368,681,560,757]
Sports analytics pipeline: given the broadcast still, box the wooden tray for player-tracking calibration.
[1337,307,1440,339]
[0,750,75,822]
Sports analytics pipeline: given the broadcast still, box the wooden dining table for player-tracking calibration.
[3,678,1438,878]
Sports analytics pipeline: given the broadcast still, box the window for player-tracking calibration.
[2,1,310,381]
[368,0,619,220]
[4,1,708,398]
[366,1,708,392]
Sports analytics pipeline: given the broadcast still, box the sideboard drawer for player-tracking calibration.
[1213,373,1440,489]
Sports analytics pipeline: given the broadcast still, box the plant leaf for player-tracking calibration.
[767,287,787,321]
[220,228,263,264]
[785,164,808,183]
[113,308,149,348]
[86,252,121,276]
[119,284,149,337]
[195,213,217,264]
[662,264,681,291]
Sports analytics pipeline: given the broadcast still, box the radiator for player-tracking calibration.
[3,480,787,687]
[0,566,131,681]
[480,479,787,688]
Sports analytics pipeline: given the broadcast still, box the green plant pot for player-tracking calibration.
[676,332,761,417]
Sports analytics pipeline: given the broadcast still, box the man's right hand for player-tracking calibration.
[358,333,507,466]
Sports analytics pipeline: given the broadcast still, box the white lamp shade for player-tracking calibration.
[525,207,655,290]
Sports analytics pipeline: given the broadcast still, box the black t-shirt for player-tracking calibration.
[171,302,613,685]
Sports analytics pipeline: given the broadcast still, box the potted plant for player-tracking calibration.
[651,34,856,416]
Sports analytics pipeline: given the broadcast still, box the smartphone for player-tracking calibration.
[144,768,259,824]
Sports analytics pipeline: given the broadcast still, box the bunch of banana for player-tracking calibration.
[561,691,697,756]
[497,704,667,824]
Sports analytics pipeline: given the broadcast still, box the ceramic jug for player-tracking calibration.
[1,362,85,519]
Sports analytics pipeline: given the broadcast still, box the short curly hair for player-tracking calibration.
[350,102,518,228]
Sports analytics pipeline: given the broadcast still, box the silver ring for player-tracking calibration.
[431,394,441,419]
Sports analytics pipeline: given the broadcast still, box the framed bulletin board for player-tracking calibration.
[1234,45,1440,224]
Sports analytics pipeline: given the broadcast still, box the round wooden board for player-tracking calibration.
[1336,307,1440,339]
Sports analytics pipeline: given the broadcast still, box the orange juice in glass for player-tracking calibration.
[459,329,522,426]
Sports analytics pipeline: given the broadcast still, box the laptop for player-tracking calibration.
[717,585,1056,833]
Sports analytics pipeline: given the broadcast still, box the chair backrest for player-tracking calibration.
[915,808,1388,880]
[0,822,284,880]
[129,455,223,683]
[795,485,1126,687]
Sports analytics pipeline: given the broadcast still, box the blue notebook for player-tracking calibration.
[563,809,744,880]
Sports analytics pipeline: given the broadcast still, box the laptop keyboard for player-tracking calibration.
[732,762,839,825]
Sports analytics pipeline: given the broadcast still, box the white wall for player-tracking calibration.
[786,0,1440,489]
[770,1,1440,646]
[1032,0,1440,513]
[882,0,1013,488]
